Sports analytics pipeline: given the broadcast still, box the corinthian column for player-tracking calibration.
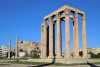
[64,9,70,59]
[56,14,62,58]
[49,17,54,58]
[40,23,44,58]
[40,22,47,58]
[82,15,87,58]
[73,13,79,58]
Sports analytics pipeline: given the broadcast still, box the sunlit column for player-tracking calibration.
[40,23,44,58]
[49,17,54,58]
[73,13,79,58]
[40,22,47,58]
[64,9,70,59]
[82,15,87,58]
[56,14,62,58]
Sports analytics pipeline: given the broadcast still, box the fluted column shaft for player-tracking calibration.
[40,24,44,58]
[82,15,87,58]
[73,13,79,58]
[56,14,62,58]
[64,9,70,59]
[49,17,54,58]
[41,22,47,58]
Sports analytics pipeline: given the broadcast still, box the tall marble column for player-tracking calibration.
[82,15,87,58]
[73,13,79,58]
[40,23,44,58]
[64,9,70,59]
[49,17,54,58]
[56,14,62,58]
[40,22,47,58]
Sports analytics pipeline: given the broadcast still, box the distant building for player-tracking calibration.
[15,39,100,58]
[16,40,41,58]
[0,48,2,57]
[87,48,100,54]
[0,46,9,58]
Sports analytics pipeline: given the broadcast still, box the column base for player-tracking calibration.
[64,56,70,60]
[82,54,87,59]
[64,48,70,59]
[48,56,54,59]
[41,56,47,59]
[73,48,79,58]
[64,52,71,59]
[56,55,62,59]
[73,56,79,59]
[82,49,87,59]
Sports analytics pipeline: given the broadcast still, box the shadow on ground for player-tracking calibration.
[87,62,100,67]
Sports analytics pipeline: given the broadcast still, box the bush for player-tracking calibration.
[97,53,100,58]
[89,52,100,58]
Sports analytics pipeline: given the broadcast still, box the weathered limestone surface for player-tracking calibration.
[40,5,87,63]
[41,22,47,58]
[73,13,79,58]
[49,17,54,58]
[64,9,70,59]
[82,15,87,58]
[56,14,62,58]
[26,58,88,64]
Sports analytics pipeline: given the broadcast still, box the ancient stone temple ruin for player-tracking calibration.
[40,5,87,61]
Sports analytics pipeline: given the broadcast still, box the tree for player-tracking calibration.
[89,52,96,58]
[30,47,40,58]
[97,53,100,58]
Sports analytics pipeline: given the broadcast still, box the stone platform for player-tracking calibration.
[26,58,88,64]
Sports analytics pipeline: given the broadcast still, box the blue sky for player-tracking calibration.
[0,0,100,48]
